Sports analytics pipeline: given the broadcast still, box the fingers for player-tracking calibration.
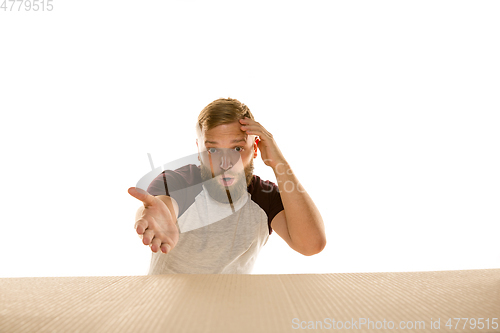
[147,233,173,254]
[241,126,270,141]
[239,119,271,139]
[131,194,178,254]
[142,228,155,246]
[139,222,174,254]
[128,187,156,207]
[134,218,149,235]
[150,237,172,254]
[150,238,162,253]
[239,117,261,128]
[160,243,171,254]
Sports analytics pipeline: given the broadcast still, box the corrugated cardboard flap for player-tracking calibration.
[1,269,499,332]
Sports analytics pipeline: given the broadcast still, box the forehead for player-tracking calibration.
[202,121,249,144]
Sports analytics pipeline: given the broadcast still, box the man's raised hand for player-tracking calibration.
[128,187,179,254]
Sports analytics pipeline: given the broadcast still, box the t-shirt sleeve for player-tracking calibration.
[146,164,202,218]
[147,171,179,197]
[250,177,284,236]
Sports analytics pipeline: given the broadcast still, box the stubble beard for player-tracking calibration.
[200,159,254,204]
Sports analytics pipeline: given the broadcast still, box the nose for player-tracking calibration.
[219,153,233,171]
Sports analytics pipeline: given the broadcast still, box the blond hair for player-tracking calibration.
[196,98,255,138]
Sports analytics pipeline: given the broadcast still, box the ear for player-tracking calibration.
[253,137,259,158]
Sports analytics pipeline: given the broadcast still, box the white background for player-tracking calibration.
[0,1,498,277]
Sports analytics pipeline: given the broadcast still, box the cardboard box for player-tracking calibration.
[1,269,499,332]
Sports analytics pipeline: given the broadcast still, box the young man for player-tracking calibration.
[128,98,326,274]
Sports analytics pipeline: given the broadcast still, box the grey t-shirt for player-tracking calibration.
[146,164,284,274]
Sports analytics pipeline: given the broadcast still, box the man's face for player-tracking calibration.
[196,121,258,203]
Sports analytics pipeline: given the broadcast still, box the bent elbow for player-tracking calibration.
[300,238,327,256]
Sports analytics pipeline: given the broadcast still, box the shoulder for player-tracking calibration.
[247,174,282,209]
[247,174,279,195]
[147,164,202,196]
[168,164,202,185]
[154,164,203,217]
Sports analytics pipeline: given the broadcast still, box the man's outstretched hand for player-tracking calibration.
[128,187,179,254]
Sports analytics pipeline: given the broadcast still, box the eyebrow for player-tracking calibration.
[205,138,247,145]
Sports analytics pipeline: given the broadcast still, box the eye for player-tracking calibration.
[208,147,218,154]
[234,146,244,152]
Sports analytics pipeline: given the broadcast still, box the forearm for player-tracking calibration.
[273,162,326,254]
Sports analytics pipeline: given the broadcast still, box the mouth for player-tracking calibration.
[219,175,235,186]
